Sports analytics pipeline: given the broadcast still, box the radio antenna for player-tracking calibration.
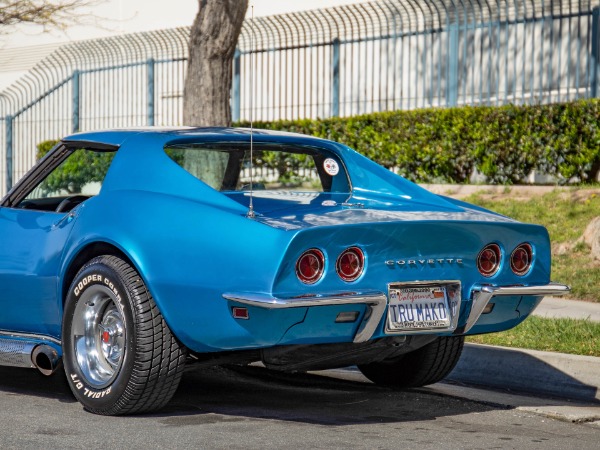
[246,4,256,219]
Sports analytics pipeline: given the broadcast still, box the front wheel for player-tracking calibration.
[358,336,464,388]
[62,255,187,415]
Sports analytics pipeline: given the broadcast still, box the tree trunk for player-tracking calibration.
[183,0,248,127]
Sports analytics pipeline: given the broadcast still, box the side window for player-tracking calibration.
[165,144,350,193]
[165,147,230,191]
[236,150,325,191]
[19,148,116,212]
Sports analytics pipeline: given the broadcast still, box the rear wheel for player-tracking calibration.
[62,255,187,415]
[358,336,464,388]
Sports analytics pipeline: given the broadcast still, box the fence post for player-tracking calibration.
[147,59,155,126]
[232,49,241,123]
[331,38,340,117]
[446,23,459,107]
[5,115,12,192]
[591,8,600,98]
[72,70,80,133]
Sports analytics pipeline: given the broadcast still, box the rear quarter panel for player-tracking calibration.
[61,192,301,352]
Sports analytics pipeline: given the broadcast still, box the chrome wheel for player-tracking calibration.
[71,285,126,388]
[63,255,187,415]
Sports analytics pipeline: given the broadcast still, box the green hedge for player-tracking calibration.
[240,99,600,184]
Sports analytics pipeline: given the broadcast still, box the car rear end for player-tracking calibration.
[224,212,568,347]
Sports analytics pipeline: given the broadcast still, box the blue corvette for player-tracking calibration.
[0,128,568,415]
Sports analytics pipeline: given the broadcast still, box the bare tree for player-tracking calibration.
[0,0,99,33]
[183,0,248,127]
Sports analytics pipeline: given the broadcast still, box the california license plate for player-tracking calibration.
[387,285,452,331]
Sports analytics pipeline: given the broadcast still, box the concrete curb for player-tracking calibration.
[423,383,600,424]
[448,343,600,403]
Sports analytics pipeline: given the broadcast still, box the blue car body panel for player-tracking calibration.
[0,208,72,337]
[0,128,564,355]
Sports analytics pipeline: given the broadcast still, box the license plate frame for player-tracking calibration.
[385,281,461,334]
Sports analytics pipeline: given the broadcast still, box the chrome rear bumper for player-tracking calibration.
[224,282,571,343]
[465,283,571,333]
[223,291,387,343]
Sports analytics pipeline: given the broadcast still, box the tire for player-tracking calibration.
[358,336,464,388]
[62,255,187,415]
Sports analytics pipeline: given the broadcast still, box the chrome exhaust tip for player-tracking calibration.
[32,345,61,376]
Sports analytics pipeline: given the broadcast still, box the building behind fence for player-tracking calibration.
[1,0,600,196]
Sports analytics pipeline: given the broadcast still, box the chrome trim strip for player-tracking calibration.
[223,291,387,343]
[0,330,61,346]
[466,282,571,333]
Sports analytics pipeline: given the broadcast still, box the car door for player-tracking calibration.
[0,207,77,337]
[0,142,117,338]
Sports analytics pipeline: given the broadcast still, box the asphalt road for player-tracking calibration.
[1,364,598,450]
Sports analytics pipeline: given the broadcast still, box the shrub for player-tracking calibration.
[239,99,600,184]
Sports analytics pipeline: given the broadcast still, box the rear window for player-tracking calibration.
[165,143,350,193]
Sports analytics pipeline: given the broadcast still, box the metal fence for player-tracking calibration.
[1,0,600,196]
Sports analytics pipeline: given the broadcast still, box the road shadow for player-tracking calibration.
[152,364,501,425]
[0,362,502,424]
[0,366,75,403]
[1,349,595,426]
[448,344,600,404]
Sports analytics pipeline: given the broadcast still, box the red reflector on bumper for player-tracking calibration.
[232,307,249,320]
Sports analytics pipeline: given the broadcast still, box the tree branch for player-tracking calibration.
[0,0,101,32]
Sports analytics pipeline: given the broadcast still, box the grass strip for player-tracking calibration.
[467,316,600,357]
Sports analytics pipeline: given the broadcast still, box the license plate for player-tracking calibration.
[387,285,452,331]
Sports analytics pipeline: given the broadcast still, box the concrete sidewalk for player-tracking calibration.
[533,297,600,322]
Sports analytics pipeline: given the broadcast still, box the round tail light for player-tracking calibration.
[477,244,501,277]
[296,249,325,284]
[336,247,365,282]
[511,243,533,276]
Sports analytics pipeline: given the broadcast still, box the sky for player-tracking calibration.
[0,0,365,49]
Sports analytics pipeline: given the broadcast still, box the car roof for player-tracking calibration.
[62,127,322,148]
